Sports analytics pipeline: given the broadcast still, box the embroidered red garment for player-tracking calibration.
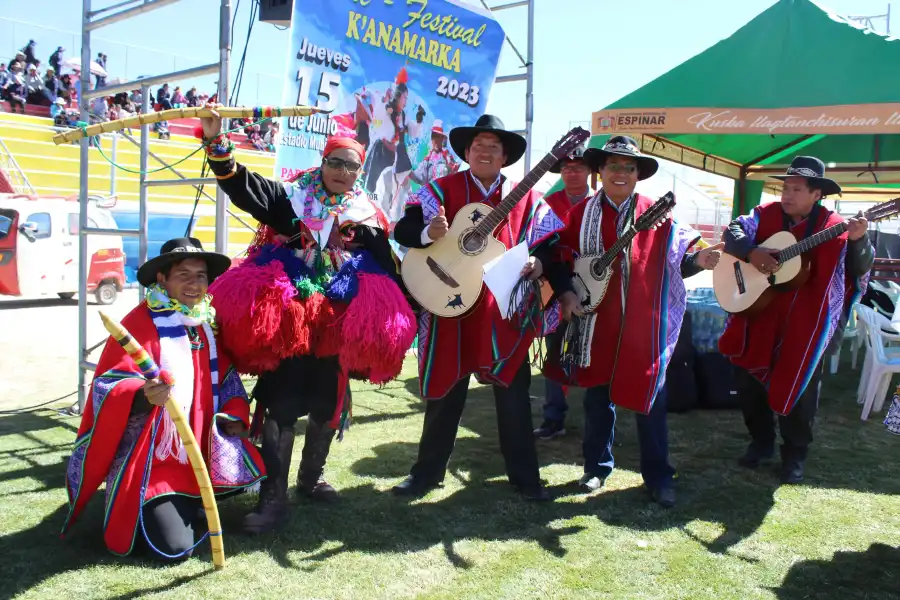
[544,194,700,414]
[719,202,852,415]
[412,171,564,400]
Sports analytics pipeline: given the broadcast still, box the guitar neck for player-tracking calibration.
[475,152,559,235]
[596,225,639,269]
[777,222,848,261]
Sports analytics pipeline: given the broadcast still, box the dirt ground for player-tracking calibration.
[0,289,140,411]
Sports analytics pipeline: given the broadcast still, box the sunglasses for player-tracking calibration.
[604,163,637,174]
[323,157,362,174]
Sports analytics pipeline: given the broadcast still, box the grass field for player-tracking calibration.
[1,357,898,600]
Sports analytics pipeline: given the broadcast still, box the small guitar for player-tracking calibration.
[572,192,677,311]
[402,126,591,318]
[714,198,900,315]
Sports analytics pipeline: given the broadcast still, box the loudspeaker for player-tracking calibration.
[258,0,292,26]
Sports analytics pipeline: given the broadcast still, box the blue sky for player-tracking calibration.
[0,0,895,208]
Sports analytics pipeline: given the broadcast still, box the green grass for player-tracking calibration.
[1,357,898,600]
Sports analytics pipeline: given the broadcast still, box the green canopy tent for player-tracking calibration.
[548,0,900,215]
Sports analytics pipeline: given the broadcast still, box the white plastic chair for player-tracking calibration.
[829,303,862,374]
[855,305,900,419]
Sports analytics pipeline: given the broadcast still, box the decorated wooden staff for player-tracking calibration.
[98,310,226,570]
[52,105,327,145]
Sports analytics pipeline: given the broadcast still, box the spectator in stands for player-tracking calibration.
[22,40,37,67]
[185,86,199,107]
[91,94,109,123]
[130,88,143,108]
[248,123,266,152]
[172,86,186,107]
[43,67,60,105]
[157,83,172,110]
[9,52,26,72]
[49,46,64,73]
[264,120,280,152]
[58,73,73,103]
[95,52,107,88]
[50,96,66,122]
[25,65,45,105]
[0,64,8,98]
[5,64,26,113]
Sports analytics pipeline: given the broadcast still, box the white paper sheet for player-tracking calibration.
[483,241,530,320]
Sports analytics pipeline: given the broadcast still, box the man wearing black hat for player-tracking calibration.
[62,238,266,561]
[720,156,873,484]
[533,146,594,440]
[543,136,721,507]
[391,114,567,501]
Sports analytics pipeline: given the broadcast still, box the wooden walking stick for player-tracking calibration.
[52,104,327,145]
[98,311,226,570]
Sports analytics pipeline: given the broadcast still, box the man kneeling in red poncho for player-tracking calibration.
[62,238,266,561]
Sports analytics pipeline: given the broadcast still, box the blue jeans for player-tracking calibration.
[582,385,675,490]
[542,379,568,423]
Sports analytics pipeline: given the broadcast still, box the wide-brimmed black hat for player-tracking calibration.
[449,114,527,167]
[584,135,659,181]
[771,156,842,197]
[549,145,591,174]
[137,237,231,287]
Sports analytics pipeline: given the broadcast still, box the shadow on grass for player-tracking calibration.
[768,543,900,600]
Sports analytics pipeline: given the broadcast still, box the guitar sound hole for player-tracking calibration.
[460,229,487,255]
[590,260,607,280]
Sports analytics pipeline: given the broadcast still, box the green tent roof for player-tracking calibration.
[548,0,900,201]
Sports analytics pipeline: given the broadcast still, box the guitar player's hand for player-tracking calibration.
[427,206,449,240]
[520,256,542,280]
[847,213,868,240]
[696,242,724,270]
[748,247,780,275]
[559,291,584,320]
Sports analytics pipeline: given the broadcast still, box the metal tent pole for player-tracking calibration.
[77,0,92,412]
[524,0,534,172]
[215,0,232,254]
[139,83,150,302]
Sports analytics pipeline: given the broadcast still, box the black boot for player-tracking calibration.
[737,441,775,468]
[297,418,339,502]
[780,445,806,484]
[243,419,294,533]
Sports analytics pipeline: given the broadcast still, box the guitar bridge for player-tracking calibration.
[733,261,746,295]
[426,256,460,288]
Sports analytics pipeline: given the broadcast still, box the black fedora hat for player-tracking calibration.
[449,114,527,167]
[549,145,591,174]
[771,156,842,197]
[137,237,232,287]
[584,135,659,181]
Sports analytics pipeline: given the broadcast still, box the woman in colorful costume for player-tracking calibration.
[544,137,720,508]
[199,106,415,533]
[62,238,266,561]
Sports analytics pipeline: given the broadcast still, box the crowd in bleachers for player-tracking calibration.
[0,39,279,152]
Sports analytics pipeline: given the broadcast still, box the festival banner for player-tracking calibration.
[592,103,900,136]
[276,0,506,224]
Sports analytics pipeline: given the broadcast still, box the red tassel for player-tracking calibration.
[158,370,175,386]
[192,124,205,140]
[314,302,345,359]
[337,273,416,384]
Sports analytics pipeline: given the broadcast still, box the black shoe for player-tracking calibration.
[392,475,441,497]
[533,420,566,440]
[780,459,805,484]
[737,443,775,468]
[518,485,551,502]
[578,474,605,493]
[650,486,676,508]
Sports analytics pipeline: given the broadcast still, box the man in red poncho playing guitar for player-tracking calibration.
[721,156,873,484]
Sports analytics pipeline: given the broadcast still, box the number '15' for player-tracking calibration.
[296,67,341,112]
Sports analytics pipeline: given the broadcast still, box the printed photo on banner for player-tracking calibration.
[275,0,505,226]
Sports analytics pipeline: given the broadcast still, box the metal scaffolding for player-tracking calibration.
[76,0,232,411]
[485,0,535,171]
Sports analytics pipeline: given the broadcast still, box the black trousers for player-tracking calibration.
[409,362,541,489]
[254,355,342,427]
[736,364,822,460]
[141,495,203,561]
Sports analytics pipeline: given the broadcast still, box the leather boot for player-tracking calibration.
[243,419,294,533]
[780,445,806,484]
[297,418,339,502]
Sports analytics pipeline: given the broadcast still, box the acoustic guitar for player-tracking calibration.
[402,126,590,318]
[713,198,900,315]
[572,192,676,311]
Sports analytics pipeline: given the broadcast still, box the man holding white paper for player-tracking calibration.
[391,115,566,502]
